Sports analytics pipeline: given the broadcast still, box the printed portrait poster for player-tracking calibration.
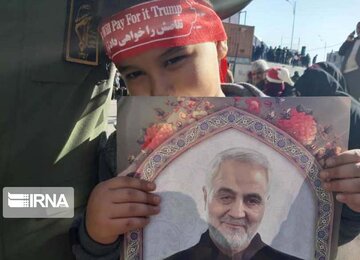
[116,97,351,260]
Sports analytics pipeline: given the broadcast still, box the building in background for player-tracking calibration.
[223,22,254,82]
[222,12,304,82]
[223,23,255,64]
[223,12,254,82]
[326,51,344,70]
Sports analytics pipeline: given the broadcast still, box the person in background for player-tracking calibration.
[315,62,348,91]
[339,21,360,101]
[278,67,296,96]
[262,67,287,97]
[304,54,311,68]
[291,71,300,83]
[247,71,253,85]
[312,54,318,65]
[266,46,275,62]
[226,62,235,83]
[251,59,269,91]
[292,52,300,67]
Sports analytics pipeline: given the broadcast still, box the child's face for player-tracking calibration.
[116,42,227,96]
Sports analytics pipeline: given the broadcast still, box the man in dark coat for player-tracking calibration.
[167,231,302,260]
[339,22,360,101]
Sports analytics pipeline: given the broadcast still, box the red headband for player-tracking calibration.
[99,0,227,63]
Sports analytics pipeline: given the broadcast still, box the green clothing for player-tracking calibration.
[0,1,112,260]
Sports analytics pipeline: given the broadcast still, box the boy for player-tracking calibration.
[72,1,360,259]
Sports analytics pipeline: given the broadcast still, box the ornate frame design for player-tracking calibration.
[124,106,333,260]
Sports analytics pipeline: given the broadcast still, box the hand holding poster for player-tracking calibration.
[116,97,351,260]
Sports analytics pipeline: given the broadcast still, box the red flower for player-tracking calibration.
[142,123,174,150]
[245,98,261,114]
[187,100,197,110]
[277,108,317,145]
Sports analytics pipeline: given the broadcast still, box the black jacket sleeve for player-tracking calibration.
[71,132,121,259]
[71,213,121,260]
[339,40,353,56]
[339,204,360,245]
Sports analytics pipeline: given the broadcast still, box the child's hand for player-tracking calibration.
[85,176,161,244]
[320,150,360,212]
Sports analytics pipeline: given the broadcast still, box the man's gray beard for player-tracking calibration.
[208,224,254,254]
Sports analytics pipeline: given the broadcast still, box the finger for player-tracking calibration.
[322,178,360,193]
[108,217,151,235]
[325,149,360,168]
[336,193,360,213]
[110,188,161,205]
[106,176,156,191]
[117,164,141,177]
[110,203,160,218]
[319,162,360,180]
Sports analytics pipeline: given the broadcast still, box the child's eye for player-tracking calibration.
[164,55,187,67]
[124,71,144,80]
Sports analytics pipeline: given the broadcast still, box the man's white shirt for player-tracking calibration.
[344,39,360,73]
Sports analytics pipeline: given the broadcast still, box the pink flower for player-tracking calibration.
[142,123,174,150]
[245,98,261,114]
[187,100,197,110]
[277,109,317,145]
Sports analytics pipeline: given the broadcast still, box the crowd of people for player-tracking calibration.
[245,59,297,97]
[252,43,313,68]
[246,20,360,102]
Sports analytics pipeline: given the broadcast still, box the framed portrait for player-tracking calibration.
[116,97,350,260]
[64,0,99,65]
